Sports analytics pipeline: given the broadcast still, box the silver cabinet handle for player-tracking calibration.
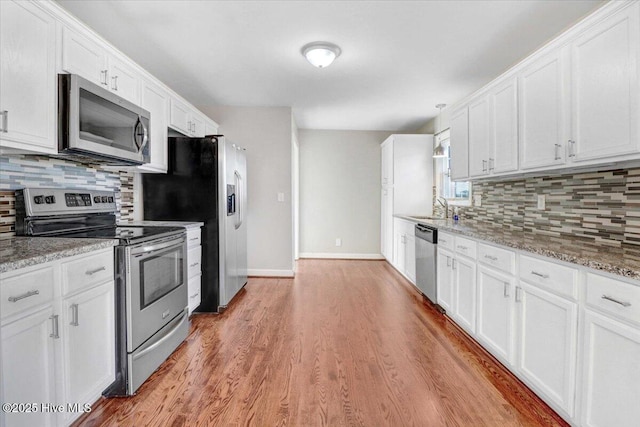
[190,292,199,298]
[446,256,451,267]
[601,295,631,307]
[488,158,494,171]
[85,266,106,276]
[554,143,562,160]
[515,286,522,303]
[8,289,39,302]
[0,110,7,133]
[189,262,199,267]
[189,237,199,241]
[191,122,196,132]
[484,255,498,261]
[111,75,118,91]
[457,245,468,250]
[568,139,576,158]
[452,259,457,270]
[50,314,60,339]
[101,69,109,86]
[70,303,79,326]
[504,283,510,298]
[482,159,487,172]
[187,121,192,133]
[531,271,549,279]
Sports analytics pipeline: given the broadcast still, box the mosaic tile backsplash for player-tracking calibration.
[434,168,640,247]
[0,155,135,238]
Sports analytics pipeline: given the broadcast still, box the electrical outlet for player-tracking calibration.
[277,192,285,202]
[474,194,482,207]
[537,194,546,210]
[335,238,342,247]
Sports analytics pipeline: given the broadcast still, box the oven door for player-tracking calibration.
[125,234,187,352]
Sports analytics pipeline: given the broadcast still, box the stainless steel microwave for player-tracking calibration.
[58,74,150,165]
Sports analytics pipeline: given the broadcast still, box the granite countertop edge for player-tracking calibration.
[0,238,119,274]
[118,221,205,229]
[395,214,640,281]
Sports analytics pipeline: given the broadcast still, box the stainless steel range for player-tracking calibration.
[16,187,190,396]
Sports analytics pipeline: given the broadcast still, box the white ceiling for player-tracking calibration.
[56,0,604,131]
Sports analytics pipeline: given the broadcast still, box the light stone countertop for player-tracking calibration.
[118,221,204,230]
[0,237,119,274]
[395,214,640,281]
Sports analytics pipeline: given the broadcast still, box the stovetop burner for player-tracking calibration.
[62,226,185,245]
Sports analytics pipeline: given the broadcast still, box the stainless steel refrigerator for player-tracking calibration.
[142,135,248,312]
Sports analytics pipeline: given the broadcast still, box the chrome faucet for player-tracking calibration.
[437,197,450,218]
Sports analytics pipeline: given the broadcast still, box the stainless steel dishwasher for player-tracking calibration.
[415,223,438,304]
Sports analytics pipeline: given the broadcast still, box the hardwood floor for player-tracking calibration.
[74,259,567,426]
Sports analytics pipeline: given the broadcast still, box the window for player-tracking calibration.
[434,129,472,205]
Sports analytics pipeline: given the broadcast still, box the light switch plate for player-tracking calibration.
[277,192,285,202]
[474,194,482,207]
[335,238,342,247]
[537,194,546,210]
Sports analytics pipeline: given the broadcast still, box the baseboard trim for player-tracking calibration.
[247,269,295,278]
[299,252,385,260]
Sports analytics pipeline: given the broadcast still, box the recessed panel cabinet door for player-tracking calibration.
[108,56,141,104]
[0,0,56,152]
[436,248,454,313]
[450,107,469,180]
[579,310,640,427]
[61,26,107,87]
[519,49,568,170]
[468,96,491,177]
[477,266,514,365]
[491,77,519,173]
[453,256,476,334]
[516,283,577,417]
[571,3,640,161]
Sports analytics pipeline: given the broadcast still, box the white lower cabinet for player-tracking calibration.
[515,281,577,418]
[452,255,476,335]
[1,306,58,427]
[436,248,454,312]
[391,218,416,285]
[579,310,640,427]
[186,227,203,315]
[476,266,514,365]
[61,281,115,424]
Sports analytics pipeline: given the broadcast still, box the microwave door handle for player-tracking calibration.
[133,117,148,151]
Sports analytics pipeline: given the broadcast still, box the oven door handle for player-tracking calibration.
[132,309,187,361]
[130,236,186,256]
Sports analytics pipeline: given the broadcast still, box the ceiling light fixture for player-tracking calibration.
[301,42,341,68]
[433,104,448,158]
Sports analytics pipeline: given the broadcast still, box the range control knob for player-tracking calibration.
[34,196,44,204]
[44,196,56,204]
[101,196,108,203]
[94,196,101,203]
[107,196,114,203]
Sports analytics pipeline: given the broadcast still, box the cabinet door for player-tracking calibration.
[188,274,202,315]
[191,113,205,137]
[381,140,393,186]
[405,234,416,284]
[381,188,393,260]
[453,256,476,334]
[468,96,491,177]
[393,230,405,273]
[61,26,107,87]
[1,306,58,427]
[516,283,577,416]
[449,107,469,180]
[139,79,169,173]
[491,77,519,173]
[205,119,219,136]
[579,310,640,427]
[0,0,56,152]
[519,49,568,170]
[108,56,141,104]
[571,3,640,162]
[477,266,514,365]
[169,98,191,135]
[436,248,454,313]
[61,282,115,422]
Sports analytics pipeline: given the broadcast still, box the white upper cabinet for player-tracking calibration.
[468,96,491,177]
[139,78,169,173]
[570,2,640,162]
[169,96,207,137]
[519,48,569,170]
[449,107,469,180]
[62,26,141,104]
[381,140,393,186]
[491,77,519,173]
[0,0,56,153]
[204,119,219,136]
[191,113,205,138]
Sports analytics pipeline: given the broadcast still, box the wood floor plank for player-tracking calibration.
[74,260,567,427]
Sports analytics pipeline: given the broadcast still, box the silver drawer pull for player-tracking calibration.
[503,283,510,298]
[50,315,59,339]
[531,271,549,279]
[457,245,468,250]
[189,262,199,267]
[601,295,631,307]
[8,290,40,302]
[190,292,199,298]
[189,237,199,241]
[70,303,79,326]
[484,255,498,261]
[85,266,106,276]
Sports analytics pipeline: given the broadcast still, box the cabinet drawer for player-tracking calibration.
[188,274,201,314]
[438,232,455,251]
[478,243,515,274]
[187,246,202,278]
[455,236,477,259]
[62,249,114,296]
[519,255,578,299]
[586,273,640,325]
[1,265,55,320]
[186,228,201,248]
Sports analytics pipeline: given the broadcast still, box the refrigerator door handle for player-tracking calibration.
[235,170,243,229]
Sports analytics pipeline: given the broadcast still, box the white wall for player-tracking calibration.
[299,129,394,258]
[198,105,294,276]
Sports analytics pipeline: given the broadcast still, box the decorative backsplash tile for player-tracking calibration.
[435,167,640,247]
[0,155,135,238]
